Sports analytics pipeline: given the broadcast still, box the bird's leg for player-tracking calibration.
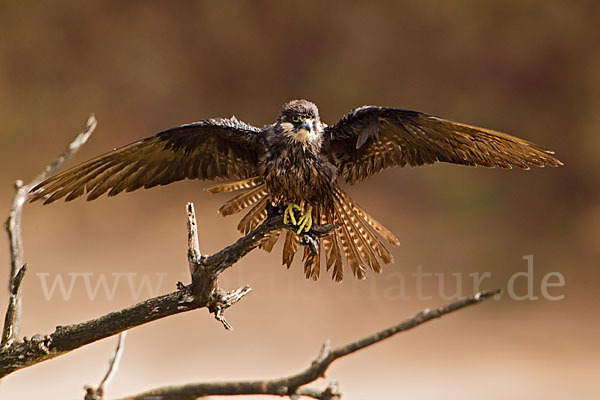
[296,205,313,234]
[283,203,302,226]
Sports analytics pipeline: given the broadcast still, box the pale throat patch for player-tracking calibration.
[280,121,321,144]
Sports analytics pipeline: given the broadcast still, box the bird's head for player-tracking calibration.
[276,99,323,144]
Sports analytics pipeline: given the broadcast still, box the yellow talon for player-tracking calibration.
[296,205,313,234]
[283,203,302,226]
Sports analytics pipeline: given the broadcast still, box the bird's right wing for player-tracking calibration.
[31,118,265,204]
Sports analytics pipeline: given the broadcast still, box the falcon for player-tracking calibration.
[30,100,562,281]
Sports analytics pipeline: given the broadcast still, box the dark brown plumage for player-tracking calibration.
[30,99,562,281]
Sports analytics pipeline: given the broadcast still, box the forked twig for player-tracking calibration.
[2,115,97,348]
[115,289,500,400]
[84,332,127,400]
[0,202,334,378]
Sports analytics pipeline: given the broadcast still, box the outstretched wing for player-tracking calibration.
[325,106,562,184]
[31,118,265,204]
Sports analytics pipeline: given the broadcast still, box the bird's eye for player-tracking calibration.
[292,116,300,123]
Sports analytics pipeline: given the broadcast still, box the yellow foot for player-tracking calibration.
[283,203,302,225]
[296,205,313,234]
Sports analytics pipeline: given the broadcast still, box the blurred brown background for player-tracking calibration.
[0,1,598,399]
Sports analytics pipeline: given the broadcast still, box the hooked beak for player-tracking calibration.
[297,119,314,133]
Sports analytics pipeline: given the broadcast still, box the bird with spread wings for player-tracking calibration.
[31,100,562,281]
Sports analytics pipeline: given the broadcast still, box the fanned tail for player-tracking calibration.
[337,189,400,247]
[208,178,398,281]
[335,189,398,261]
[285,187,398,282]
[334,190,379,275]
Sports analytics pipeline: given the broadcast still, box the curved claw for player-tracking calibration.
[283,203,302,226]
[296,205,313,234]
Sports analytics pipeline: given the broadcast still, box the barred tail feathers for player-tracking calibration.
[208,178,397,281]
[217,185,268,216]
[303,187,397,281]
[205,177,263,194]
[283,230,299,268]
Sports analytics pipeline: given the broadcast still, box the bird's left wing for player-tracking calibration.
[325,106,562,184]
[31,118,265,204]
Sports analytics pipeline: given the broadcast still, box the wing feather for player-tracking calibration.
[325,107,562,184]
[30,119,264,203]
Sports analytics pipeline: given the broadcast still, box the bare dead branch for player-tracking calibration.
[210,285,253,330]
[2,115,97,347]
[114,289,500,400]
[84,332,127,400]
[97,331,127,395]
[295,381,341,400]
[0,202,334,378]
[0,264,27,349]
[186,203,201,275]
